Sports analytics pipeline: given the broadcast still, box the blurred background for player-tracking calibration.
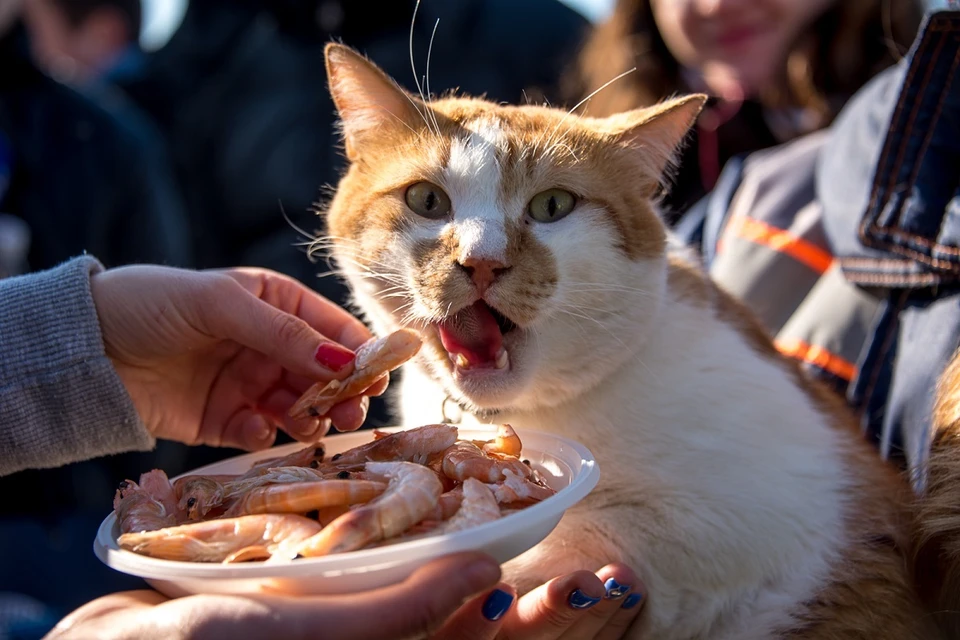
[0,0,947,637]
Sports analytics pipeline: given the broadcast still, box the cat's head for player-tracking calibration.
[320,44,704,415]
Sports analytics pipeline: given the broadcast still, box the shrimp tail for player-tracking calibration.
[296,508,380,556]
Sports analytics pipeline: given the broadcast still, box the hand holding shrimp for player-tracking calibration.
[89,265,390,451]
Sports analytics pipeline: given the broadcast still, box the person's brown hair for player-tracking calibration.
[569,0,924,127]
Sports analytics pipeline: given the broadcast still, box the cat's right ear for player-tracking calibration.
[325,43,425,159]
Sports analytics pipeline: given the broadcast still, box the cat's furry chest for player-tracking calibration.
[396,288,855,639]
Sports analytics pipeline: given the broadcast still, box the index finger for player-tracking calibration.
[221,268,372,349]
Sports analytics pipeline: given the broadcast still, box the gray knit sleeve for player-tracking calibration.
[0,256,154,476]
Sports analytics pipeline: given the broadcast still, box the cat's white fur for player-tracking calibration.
[445,118,510,265]
[339,116,853,639]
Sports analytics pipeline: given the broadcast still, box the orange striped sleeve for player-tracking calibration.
[774,338,856,382]
[722,216,834,275]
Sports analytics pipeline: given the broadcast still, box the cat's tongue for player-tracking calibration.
[437,301,507,370]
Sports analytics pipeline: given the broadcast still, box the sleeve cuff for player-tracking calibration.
[0,256,155,476]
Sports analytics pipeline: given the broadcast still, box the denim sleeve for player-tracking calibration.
[0,256,154,476]
[817,10,960,483]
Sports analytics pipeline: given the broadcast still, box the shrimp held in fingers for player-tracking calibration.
[117,514,322,562]
[226,479,387,516]
[289,328,422,420]
[296,461,442,556]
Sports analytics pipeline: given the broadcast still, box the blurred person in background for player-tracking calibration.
[0,0,189,274]
[567,0,924,222]
[671,7,957,480]
[22,0,143,86]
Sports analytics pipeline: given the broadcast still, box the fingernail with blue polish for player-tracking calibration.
[621,593,643,610]
[569,589,603,609]
[482,589,514,621]
[603,578,631,599]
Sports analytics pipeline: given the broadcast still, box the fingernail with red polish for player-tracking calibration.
[315,343,355,371]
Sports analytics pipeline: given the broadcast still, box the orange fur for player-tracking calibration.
[913,351,960,637]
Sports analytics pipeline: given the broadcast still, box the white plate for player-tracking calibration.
[94,426,599,597]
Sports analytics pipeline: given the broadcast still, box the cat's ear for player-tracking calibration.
[325,43,425,159]
[599,94,707,180]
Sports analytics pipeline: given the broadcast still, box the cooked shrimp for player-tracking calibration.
[325,424,458,467]
[442,441,531,483]
[481,424,522,457]
[226,479,387,516]
[118,514,321,563]
[175,467,327,519]
[439,478,502,533]
[114,470,181,534]
[289,328,422,420]
[296,461,442,556]
[174,476,227,520]
[420,487,465,521]
[222,466,326,500]
[488,469,557,504]
[245,444,325,476]
[315,504,351,526]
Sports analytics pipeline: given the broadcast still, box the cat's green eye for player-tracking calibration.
[405,182,452,219]
[528,189,576,223]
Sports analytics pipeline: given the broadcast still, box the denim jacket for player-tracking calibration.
[677,11,960,485]
[821,10,960,483]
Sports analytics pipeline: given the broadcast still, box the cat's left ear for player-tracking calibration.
[599,94,707,180]
[325,43,426,159]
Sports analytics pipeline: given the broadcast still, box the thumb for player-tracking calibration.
[208,279,357,381]
[334,553,502,640]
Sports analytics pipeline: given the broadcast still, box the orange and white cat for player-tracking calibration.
[316,43,960,639]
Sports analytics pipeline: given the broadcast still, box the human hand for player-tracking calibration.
[90,264,388,450]
[433,563,645,639]
[47,552,500,640]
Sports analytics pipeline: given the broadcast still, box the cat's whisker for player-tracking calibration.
[277,201,319,243]
[424,17,442,135]
[408,0,442,138]
[552,305,627,349]
[543,141,581,164]
[562,282,659,298]
[534,67,637,160]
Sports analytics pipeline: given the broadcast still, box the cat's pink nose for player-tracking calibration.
[459,257,510,294]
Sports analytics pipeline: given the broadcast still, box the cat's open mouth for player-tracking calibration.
[435,300,517,372]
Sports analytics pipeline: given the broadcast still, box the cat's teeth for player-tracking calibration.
[495,348,509,370]
[455,353,471,369]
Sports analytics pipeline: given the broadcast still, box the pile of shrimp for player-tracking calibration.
[113,423,557,563]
